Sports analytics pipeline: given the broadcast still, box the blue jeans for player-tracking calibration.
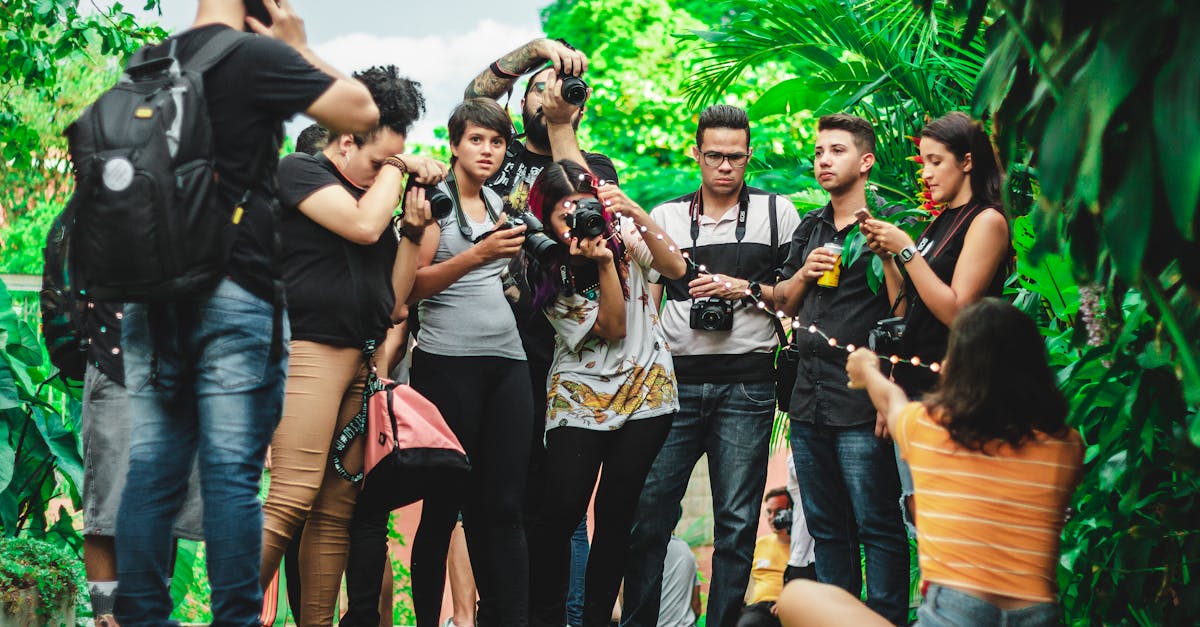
[790,421,908,625]
[566,516,589,626]
[623,380,775,627]
[916,584,1061,626]
[115,279,288,626]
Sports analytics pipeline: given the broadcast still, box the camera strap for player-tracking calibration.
[446,171,502,241]
[688,186,749,303]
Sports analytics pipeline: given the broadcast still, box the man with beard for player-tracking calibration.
[466,39,619,627]
[772,114,909,624]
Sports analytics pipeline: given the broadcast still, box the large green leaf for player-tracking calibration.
[29,405,82,493]
[1152,13,1200,241]
[0,419,11,495]
[749,77,825,120]
[1102,139,1152,283]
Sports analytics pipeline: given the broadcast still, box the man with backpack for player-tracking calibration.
[61,1,379,623]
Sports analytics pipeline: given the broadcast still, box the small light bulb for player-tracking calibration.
[656,233,664,240]
[681,251,690,259]
[723,281,732,289]
[639,226,648,233]
[827,338,837,347]
[930,362,941,373]
[791,320,800,329]
[910,356,921,366]
[668,245,676,252]
[845,344,855,352]
[889,355,900,364]
[756,301,766,309]
[808,325,817,333]
[776,310,785,318]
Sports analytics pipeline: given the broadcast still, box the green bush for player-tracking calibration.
[0,535,85,621]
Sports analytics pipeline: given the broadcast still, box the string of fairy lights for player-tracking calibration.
[595,208,942,373]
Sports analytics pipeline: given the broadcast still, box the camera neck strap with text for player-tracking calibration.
[688,185,749,303]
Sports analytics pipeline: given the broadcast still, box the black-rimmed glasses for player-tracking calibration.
[701,151,751,168]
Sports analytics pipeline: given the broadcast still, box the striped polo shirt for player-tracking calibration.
[894,402,1083,602]
[649,186,800,383]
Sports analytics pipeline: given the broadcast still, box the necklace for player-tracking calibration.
[578,282,600,300]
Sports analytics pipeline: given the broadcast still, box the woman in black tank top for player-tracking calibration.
[861,112,1011,398]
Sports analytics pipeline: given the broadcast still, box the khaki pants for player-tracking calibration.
[261,340,381,625]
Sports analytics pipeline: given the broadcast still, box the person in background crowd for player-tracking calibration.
[81,301,204,627]
[773,113,909,624]
[777,299,1082,627]
[259,65,445,625]
[783,454,816,585]
[624,105,801,627]
[737,488,797,627]
[406,97,532,627]
[525,159,686,627]
[113,0,379,623]
[659,535,702,627]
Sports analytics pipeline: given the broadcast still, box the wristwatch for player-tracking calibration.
[745,281,763,301]
[897,245,919,264]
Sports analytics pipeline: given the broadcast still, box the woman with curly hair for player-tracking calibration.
[776,299,1082,627]
[258,65,448,625]
[522,159,687,627]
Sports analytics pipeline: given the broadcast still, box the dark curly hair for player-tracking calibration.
[350,65,426,144]
[924,298,1068,453]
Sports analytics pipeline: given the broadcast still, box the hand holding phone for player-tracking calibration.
[854,208,872,224]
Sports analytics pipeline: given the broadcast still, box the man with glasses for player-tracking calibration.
[623,105,801,627]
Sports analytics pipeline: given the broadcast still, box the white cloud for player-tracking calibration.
[291,19,544,145]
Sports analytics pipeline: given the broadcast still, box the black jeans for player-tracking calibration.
[529,414,674,627]
[409,350,535,627]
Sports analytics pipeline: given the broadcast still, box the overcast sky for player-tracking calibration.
[103,1,548,144]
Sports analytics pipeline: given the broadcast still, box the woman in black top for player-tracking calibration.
[259,66,448,625]
[861,111,1011,398]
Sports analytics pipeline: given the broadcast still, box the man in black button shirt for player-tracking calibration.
[113,1,380,624]
[774,114,909,624]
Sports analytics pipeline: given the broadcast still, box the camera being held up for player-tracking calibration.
[404,177,454,221]
[565,197,607,239]
[496,201,561,262]
[559,74,589,107]
[771,507,793,532]
[690,297,734,331]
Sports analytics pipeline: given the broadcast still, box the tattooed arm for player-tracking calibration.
[465,38,589,99]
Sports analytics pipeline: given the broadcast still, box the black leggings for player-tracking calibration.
[409,349,535,627]
[529,414,674,627]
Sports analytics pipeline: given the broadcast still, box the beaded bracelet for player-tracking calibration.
[383,156,408,173]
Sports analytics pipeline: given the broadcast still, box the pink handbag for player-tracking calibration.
[362,377,470,485]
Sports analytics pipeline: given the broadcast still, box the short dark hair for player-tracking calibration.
[764,487,792,509]
[696,104,750,148]
[350,65,426,144]
[295,124,328,155]
[924,298,1068,452]
[448,97,514,148]
[817,113,876,155]
[920,111,1003,208]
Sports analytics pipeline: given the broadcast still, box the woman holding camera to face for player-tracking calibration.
[861,111,1011,398]
[522,160,687,627]
[403,97,536,627]
[259,66,448,625]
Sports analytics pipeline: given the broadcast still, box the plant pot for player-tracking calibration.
[0,586,75,627]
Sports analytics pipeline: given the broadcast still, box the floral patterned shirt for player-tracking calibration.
[544,218,680,431]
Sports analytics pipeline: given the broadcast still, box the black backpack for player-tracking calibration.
[60,29,251,303]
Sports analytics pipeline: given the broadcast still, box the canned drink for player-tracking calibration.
[817,242,843,288]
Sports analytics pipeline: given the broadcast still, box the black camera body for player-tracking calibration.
[560,74,589,107]
[690,297,734,331]
[565,197,607,239]
[403,178,454,221]
[771,508,793,531]
[867,316,906,356]
[499,207,561,262]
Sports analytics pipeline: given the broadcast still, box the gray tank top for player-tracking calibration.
[416,181,526,360]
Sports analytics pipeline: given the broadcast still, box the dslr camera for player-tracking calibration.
[867,316,906,356]
[560,74,589,107]
[690,297,734,331]
[403,178,454,221]
[771,507,793,531]
[497,202,561,262]
[565,197,607,239]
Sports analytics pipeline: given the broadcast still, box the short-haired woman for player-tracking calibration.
[776,299,1082,627]
[405,97,535,627]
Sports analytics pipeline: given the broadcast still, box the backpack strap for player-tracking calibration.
[765,194,789,347]
[179,29,249,74]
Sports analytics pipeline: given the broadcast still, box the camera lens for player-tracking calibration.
[523,231,561,261]
[567,198,607,239]
[426,188,453,220]
[700,309,723,330]
[560,75,589,107]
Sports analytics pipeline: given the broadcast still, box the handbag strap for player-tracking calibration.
[330,339,381,483]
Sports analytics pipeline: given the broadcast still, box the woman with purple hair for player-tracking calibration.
[523,159,687,627]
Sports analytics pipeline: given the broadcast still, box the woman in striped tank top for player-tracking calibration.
[776,299,1082,627]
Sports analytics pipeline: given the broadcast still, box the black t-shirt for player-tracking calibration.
[277,152,399,347]
[150,25,335,301]
[893,202,1007,396]
[484,140,619,380]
